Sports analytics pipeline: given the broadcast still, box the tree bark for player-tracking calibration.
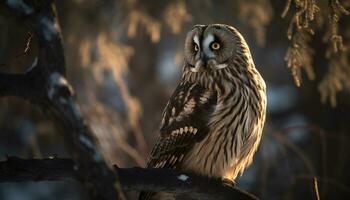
[0,157,259,200]
[0,1,125,199]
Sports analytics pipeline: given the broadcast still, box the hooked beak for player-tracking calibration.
[191,53,208,72]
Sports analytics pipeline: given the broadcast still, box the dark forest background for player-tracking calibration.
[1,0,350,199]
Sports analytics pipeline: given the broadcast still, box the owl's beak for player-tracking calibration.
[193,53,208,72]
[192,59,210,72]
[191,53,216,72]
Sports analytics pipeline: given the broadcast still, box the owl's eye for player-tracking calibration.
[211,42,221,50]
[194,44,199,51]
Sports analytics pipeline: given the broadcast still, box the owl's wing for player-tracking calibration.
[139,81,217,200]
[149,81,217,168]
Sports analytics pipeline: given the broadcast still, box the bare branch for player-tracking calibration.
[0,157,259,200]
[0,1,125,199]
[0,157,76,182]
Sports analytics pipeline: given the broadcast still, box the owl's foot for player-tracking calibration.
[222,178,236,188]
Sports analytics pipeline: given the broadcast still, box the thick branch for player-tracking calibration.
[0,157,258,200]
[0,1,124,199]
[0,157,76,182]
[118,168,258,200]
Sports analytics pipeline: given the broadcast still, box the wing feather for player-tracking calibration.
[139,81,217,200]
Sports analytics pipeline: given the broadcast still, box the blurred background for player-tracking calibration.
[1,0,350,199]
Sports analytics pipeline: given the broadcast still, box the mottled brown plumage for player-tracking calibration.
[139,24,266,200]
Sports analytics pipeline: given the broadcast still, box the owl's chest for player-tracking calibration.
[181,92,255,178]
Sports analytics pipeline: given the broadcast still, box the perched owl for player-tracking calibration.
[139,24,266,200]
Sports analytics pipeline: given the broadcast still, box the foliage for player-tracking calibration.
[282,0,350,106]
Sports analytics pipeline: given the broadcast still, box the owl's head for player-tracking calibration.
[182,24,254,89]
[184,24,241,73]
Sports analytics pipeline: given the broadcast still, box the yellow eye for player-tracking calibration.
[194,44,199,51]
[211,42,221,50]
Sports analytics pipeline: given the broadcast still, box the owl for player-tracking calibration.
[139,24,266,200]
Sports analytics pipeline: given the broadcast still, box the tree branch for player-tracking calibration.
[0,70,43,99]
[0,157,76,182]
[0,1,124,199]
[0,157,259,200]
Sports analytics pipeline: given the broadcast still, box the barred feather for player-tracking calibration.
[139,24,266,200]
